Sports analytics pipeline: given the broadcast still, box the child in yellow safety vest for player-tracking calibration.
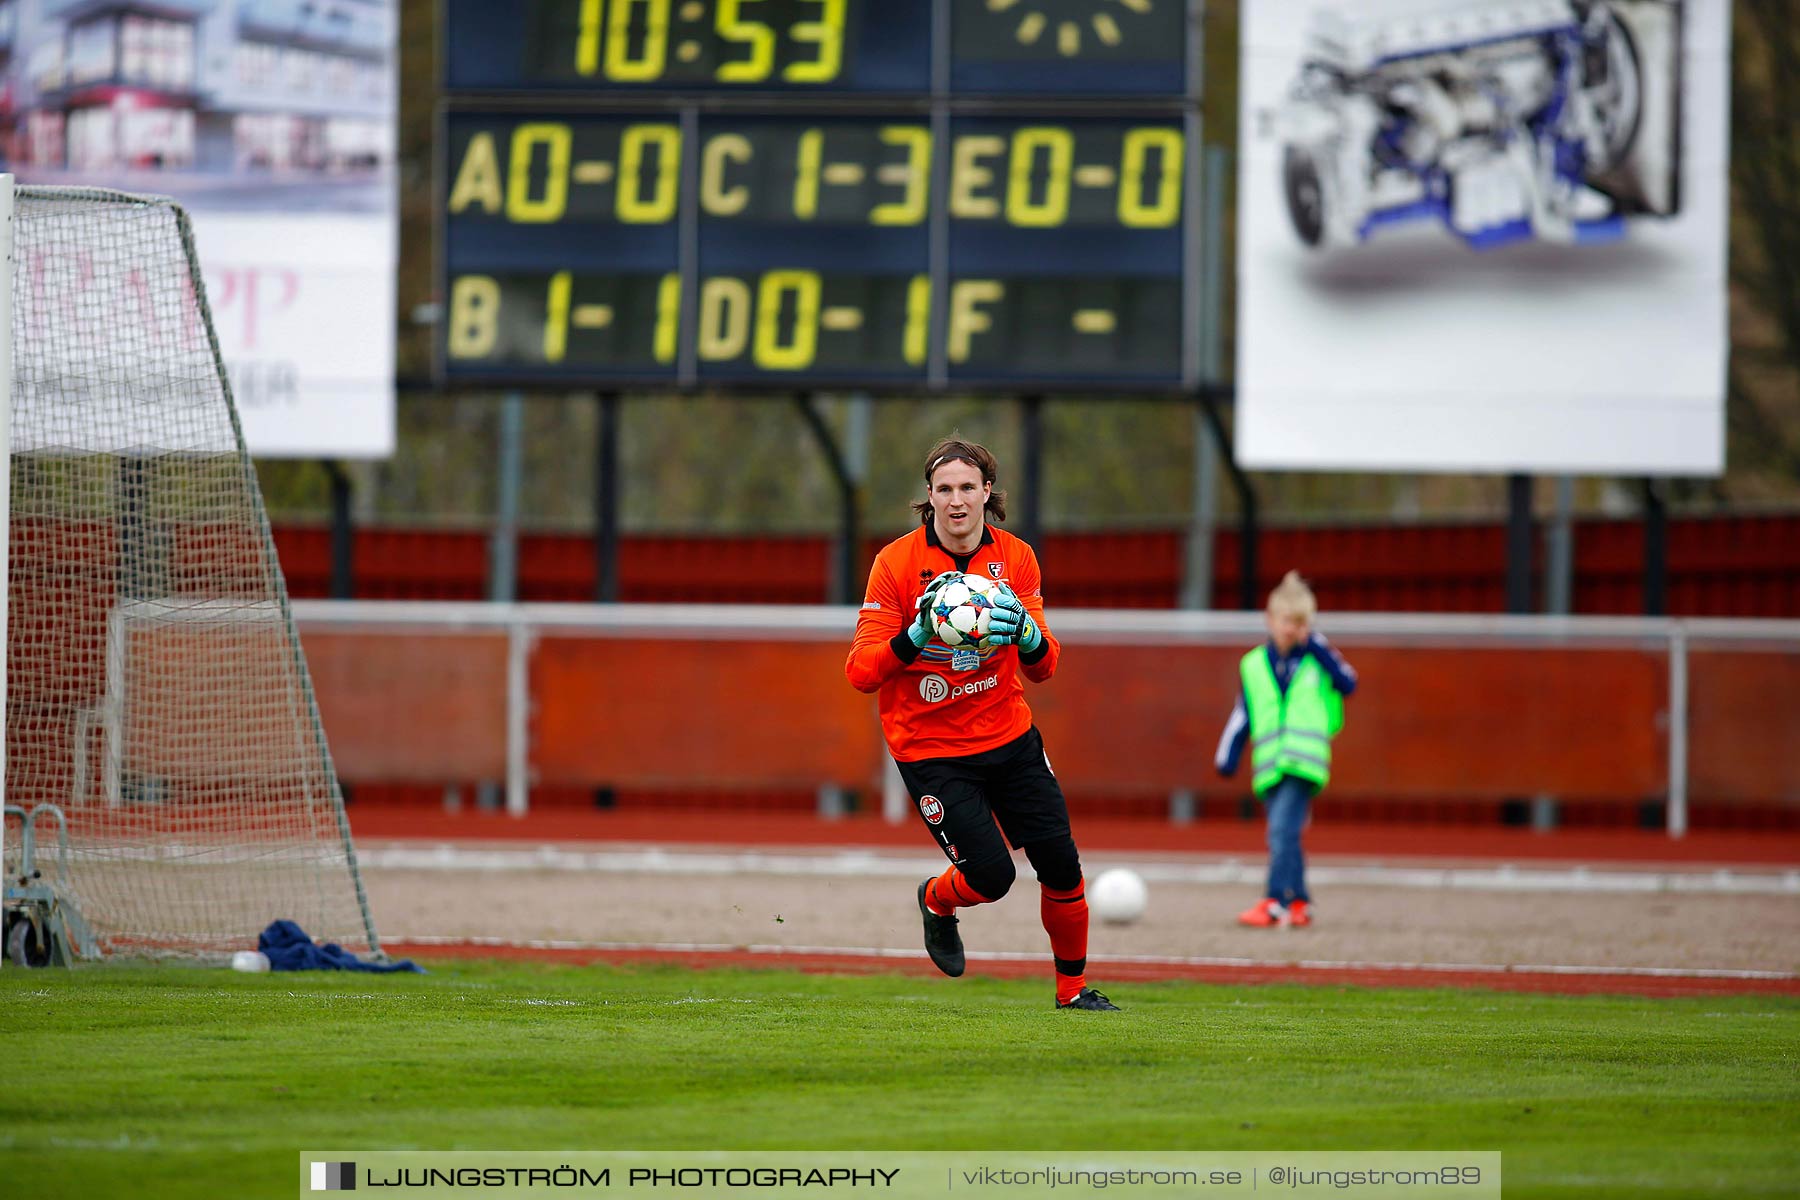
[1214,571,1357,928]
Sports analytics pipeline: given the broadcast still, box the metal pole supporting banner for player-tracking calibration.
[1544,475,1574,614]
[324,461,354,600]
[1195,390,1258,610]
[1643,477,1668,616]
[1238,467,1259,612]
[1506,474,1535,614]
[1532,474,1577,831]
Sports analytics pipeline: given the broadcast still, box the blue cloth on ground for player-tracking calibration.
[257,920,425,973]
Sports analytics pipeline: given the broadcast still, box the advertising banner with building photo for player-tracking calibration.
[1,0,396,457]
[1237,0,1728,475]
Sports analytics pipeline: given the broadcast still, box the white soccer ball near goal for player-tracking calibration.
[1090,868,1148,925]
[928,572,1006,648]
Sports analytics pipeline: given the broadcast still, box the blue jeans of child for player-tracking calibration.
[1262,775,1317,904]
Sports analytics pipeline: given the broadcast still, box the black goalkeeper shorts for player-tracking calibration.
[894,725,1071,869]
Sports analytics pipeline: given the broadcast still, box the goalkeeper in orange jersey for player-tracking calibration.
[845,437,1118,1011]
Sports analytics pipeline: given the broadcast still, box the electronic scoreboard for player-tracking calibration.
[438,0,1203,391]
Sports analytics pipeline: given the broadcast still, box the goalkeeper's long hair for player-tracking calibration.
[912,437,1008,525]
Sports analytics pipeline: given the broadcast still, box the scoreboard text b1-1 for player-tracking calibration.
[438,1,1203,391]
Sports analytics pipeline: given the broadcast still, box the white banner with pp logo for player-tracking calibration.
[197,215,395,459]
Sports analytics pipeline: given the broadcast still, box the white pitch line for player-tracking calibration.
[383,935,1800,983]
[357,844,1800,896]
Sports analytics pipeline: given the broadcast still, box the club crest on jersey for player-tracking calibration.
[919,795,944,825]
[987,563,1005,578]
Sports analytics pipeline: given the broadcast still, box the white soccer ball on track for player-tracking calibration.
[928,572,1006,649]
[1090,868,1148,925]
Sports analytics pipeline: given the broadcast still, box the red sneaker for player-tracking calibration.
[1236,898,1285,927]
[1287,900,1312,927]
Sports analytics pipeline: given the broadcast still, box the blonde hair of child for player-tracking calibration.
[1267,570,1317,619]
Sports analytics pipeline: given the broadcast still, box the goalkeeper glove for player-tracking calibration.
[908,570,961,649]
[986,588,1043,654]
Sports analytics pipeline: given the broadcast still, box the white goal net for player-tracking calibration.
[3,184,379,959]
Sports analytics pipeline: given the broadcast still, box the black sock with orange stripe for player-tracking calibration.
[925,865,993,916]
[1041,878,1089,1005]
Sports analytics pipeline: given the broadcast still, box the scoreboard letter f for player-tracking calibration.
[948,280,1004,364]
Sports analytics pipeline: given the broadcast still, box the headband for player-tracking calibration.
[927,452,981,477]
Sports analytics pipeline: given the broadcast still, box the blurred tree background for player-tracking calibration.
[256,0,1798,535]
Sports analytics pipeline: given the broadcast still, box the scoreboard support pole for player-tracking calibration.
[1182,144,1232,611]
[795,393,861,605]
[490,393,524,605]
[594,392,621,603]
[1181,410,1220,611]
[1018,395,1044,550]
[797,392,859,816]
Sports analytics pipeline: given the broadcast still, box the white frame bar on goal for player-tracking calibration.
[287,601,1800,839]
[96,600,290,814]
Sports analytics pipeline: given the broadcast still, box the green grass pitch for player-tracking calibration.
[2,960,1796,1199]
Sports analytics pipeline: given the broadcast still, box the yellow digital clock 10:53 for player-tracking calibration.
[543,0,847,86]
[443,1,1197,95]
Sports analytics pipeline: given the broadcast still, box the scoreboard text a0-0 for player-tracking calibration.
[441,112,1194,389]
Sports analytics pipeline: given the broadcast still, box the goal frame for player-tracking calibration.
[2,181,381,962]
[2,175,14,939]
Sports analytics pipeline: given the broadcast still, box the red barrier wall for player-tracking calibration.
[301,631,510,779]
[1687,646,1800,805]
[531,637,884,788]
[298,629,1800,812]
[272,514,1800,617]
[488,638,1663,799]
[263,512,1796,822]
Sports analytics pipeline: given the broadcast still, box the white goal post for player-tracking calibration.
[2,176,13,946]
[1,183,378,962]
